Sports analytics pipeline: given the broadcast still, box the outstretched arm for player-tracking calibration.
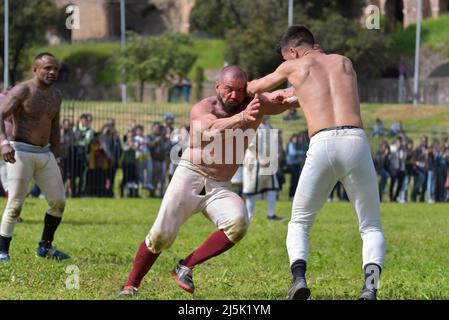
[259,88,299,116]
[247,61,293,96]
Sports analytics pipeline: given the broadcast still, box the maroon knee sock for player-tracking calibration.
[125,241,160,288]
[181,230,235,268]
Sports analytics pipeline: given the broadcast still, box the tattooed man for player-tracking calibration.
[0,52,70,262]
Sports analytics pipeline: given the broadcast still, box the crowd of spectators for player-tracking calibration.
[2,114,447,204]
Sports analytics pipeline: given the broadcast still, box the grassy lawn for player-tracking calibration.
[0,198,448,300]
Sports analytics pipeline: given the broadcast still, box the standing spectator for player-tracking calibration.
[435,138,448,202]
[389,136,406,202]
[328,182,349,202]
[72,114,94,197]
[411,136,429,202]
[243,117,282,220]
[168,123,190,181]
[399,140,415,203]
[181,77,192,103]
[86,132,109,197]
[148,122,168,198]
[171,75,183,102]
[134,125,153,194]
[286,133,306,201]
[374,141,390,202]
[426,139,438,203]
[162,113,175,182]
[443,138,449,201]
[100,124,122,198]
[276,130,286,195]
[120,131,139,198]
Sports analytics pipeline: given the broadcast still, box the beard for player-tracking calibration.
[217,94,245,114]
[43,77,56,85]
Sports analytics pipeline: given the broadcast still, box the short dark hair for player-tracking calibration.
[34,52,56,62]
[276,25,315,56]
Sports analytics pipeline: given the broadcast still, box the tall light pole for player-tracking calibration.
[120,0,127,103]
[413,0,422,106]
[4,0,9,91]
[288,0,294,26]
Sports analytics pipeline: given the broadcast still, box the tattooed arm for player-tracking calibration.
[0,84,29,163]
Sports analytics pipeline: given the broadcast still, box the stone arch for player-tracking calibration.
[422,0,432,18]
[429,62,449,77]
[384,0,404,28]
[442,0,449,12]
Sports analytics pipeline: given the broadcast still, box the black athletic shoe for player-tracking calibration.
[267,215,286,221]
[286,277,311,300]
[359,287,377,300]
[172,261,195,293]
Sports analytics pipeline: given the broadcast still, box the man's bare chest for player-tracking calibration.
[22,90,60,119]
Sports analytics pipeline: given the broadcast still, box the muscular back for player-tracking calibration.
[288,54,363,137]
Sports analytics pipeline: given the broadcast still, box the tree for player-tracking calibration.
[119,32,197,102]
[0,0,59,85]
[310,12,392,78]
[189,0,364,37]
[191,0,391,79]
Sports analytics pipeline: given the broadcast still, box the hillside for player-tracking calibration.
[391,13,449,56]
[30,38,226,83]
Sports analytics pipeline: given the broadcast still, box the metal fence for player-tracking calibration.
[359,77,449,105]
[49,100,449,202]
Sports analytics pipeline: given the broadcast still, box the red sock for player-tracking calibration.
[125,241,160,288]
[181,230,235,268]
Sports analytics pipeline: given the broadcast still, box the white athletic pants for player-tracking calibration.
[0,147,66,237]
[286,128,386,269]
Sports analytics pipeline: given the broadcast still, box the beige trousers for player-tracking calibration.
[145,160,248,253]
[0,145,65,237]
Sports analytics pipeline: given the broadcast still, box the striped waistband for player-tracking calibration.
[10,141,51,154]
[310,125,362,138]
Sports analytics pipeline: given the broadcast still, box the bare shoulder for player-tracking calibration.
[280,59,304,72]
[8,82,31,99]
[328,54,355,73]
[331,54,353,66]
[190,96,216,118]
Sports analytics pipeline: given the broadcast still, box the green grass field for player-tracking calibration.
[0,197,448,300]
